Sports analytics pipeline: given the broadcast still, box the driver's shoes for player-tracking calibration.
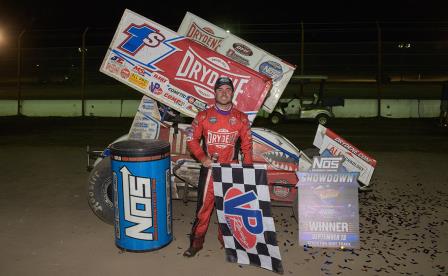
[183,246,202,257]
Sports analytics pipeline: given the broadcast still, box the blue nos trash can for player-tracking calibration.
[110,140,172,252]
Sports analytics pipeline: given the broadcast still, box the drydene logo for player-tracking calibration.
[120,166,154,240]
[206,129,238,148]
[186,22,224,51]
[224,188,263,249]
[175,47,250,99]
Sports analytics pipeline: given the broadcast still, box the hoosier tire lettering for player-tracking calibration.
[86,157,114,225]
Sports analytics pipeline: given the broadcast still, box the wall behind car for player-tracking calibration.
[333,99,440,118]
[0,99,441,118]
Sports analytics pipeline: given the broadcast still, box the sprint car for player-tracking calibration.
[86,104,318,225]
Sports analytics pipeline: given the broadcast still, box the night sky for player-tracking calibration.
[1,0,446,31]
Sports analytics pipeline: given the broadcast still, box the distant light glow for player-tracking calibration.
[398,42,412,49]
[226,30,230,33]
[0,29,5,46]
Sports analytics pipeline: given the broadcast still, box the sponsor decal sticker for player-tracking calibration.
[175,48,250,100]
[272,180,290,198]
[115,22,179,71]
[224,188,263,249]
[186,22,224,51]
[233,43,253,56]
[149,82,163,95]
[120,68,130,79]
[110,55,125,65]
[168,87,188,99]
[187,96,208,110]
[106,62,120,75]
[132,65,146,76]
[226,49,250,66]
[206,129,238,148]
[152,72,168,83]
[118,23,166,56]
[129,73,149,89]
[259,61,284,82]
[120,166,155,240]
[163,92,186,107]
[209,117,217,124]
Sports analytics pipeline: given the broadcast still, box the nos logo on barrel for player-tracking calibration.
[223,188,263,249]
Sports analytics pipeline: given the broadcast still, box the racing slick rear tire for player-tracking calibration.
[87,157,114,225]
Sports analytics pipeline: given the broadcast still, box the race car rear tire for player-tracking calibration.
[87,157,114,225]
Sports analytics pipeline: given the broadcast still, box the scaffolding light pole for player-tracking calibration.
[17,29,25,116]
[81,27,89,117]
[376,21,382,118]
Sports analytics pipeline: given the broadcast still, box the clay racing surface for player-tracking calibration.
[0,117,447,275]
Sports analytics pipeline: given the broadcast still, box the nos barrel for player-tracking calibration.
[110,140,172,252]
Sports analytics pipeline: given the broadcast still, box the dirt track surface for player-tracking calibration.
[0,117,447,275]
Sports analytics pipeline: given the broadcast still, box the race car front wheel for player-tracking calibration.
[316,114,330,125]
[270,112,283,124]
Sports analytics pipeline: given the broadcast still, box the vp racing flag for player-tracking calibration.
[212,163,283,274]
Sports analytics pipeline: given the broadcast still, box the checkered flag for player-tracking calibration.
[212,163,283,274]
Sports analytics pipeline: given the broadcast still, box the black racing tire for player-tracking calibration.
[270,112,283,124]
[87,157,114,225]
[316,114,330,125]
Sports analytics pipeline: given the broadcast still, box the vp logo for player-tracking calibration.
[120,166,154,240]
[118,23,165,55]
[224,188,263,249]
[149,82,162,95]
